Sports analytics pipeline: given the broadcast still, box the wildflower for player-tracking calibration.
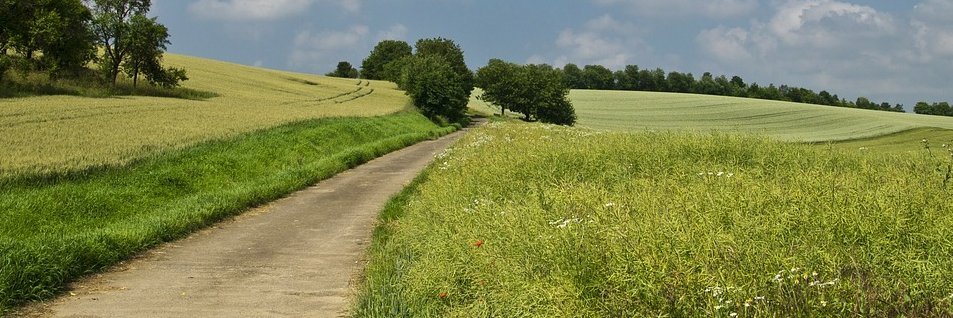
[730,313,738,317]
[821,300,828,307]
[604,202,615,207]
[438,292,448,299]
[754,296,765,301]
[473,240,484,248]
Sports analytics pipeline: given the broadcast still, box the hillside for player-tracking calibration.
[0,54,410,178]
[570,90,953,143]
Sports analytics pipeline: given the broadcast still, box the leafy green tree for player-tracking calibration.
[476,59,576,125]
[89,0,152,85]
[122,14,167,86]
[582,64,614,89]
[326,61,359,78]
[475,58,521,116]
[401,55,469,124]
[616,65,640,91]
[562,63,585,89]
[414,37,473,94]
[1,0,95,78]
[526,64,575,125]
[361,40,411,80]
[666,71,695,93]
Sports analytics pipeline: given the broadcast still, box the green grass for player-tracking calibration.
[356,122,953,317]
[570,90,953,143]
[0,54,411,179]
[0,111,455,312]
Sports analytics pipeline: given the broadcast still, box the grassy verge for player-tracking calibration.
[0,111,455,311]
[356,122,953,317]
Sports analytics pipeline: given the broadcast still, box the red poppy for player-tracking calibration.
[439,292,448,299]
[473,240,484,247]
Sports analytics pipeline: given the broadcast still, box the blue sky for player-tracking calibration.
[154,0,953,108]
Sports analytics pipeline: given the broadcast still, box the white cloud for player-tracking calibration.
[912,0,953,59]
[695,0,953,107]
[189,0,360,21]
[376,24,408,41]
[536,15,648,69]
[696,26,753,63]
[289,25,369,71]
[293,25,368,51]
[767,0,895,48]
[189,0,313,20]
[593,0,758,19]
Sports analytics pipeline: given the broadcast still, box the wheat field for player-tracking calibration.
[570,90,953,143]
[0,54,410,178]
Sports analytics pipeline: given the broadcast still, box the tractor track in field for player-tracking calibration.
[15,119,483,318]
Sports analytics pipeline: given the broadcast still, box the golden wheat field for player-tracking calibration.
[0,54,410,178]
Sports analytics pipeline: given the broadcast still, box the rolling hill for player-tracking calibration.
[570,90,953,143]
[0,54,410,178]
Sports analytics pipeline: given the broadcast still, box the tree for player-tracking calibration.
[562,63,585,89]
[475,58,520,116]
[122,14,167,87]
[326,61,359,78]
[414,37,473,94]
[401,55,469,123]
[581,64,613,89]
[616,65,640,91]
[1,0,95,78]
[89,0,152,85]
[361,40,411,80]
[666,71,694,93]
[476,59,576,125]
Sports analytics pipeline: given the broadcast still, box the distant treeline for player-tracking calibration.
[559,64,905,113]
[913,102,953,116]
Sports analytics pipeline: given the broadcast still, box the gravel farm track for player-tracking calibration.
[14,122,478,318]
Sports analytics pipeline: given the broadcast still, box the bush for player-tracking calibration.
[537,97,577,126]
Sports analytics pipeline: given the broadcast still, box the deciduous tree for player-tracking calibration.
[326,61,359,78]
[89,0,152,85]
[361,40,411,80]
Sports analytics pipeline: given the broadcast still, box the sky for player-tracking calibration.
[153,0,953,109]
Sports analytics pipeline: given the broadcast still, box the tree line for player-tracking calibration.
[350,38,576,125]
[913,102,953,116]
[560,63,905,113]
[351,39,576,126]
[0,0,185,88]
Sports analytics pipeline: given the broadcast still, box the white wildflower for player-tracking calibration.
[730,313,738,317]
[604,202,615,208]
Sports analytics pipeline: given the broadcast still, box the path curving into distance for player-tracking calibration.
[18,121,479,318]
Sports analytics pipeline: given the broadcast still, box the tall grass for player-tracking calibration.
[357,122,953,317]
[0,112,455,312]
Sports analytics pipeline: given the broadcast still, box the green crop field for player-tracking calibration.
[570,90,953,144]
[0,54,410,180]
[357,122,953,317]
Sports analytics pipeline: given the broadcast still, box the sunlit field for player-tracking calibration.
[570,90,953,143]
[0,54,410,179]
[357,122,953,317]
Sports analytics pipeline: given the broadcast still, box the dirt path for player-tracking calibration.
[18,124,476,318]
